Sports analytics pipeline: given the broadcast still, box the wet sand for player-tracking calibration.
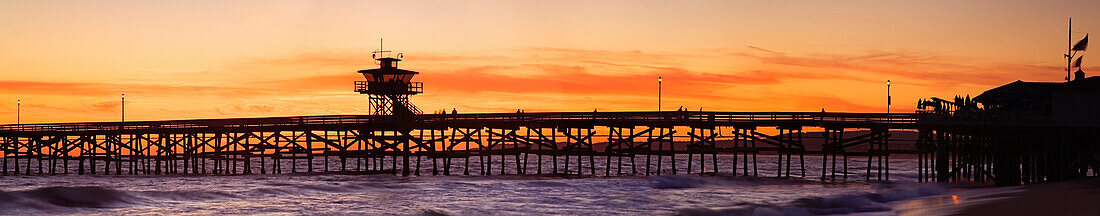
[953,177,1100,216]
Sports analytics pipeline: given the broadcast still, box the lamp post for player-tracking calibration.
[658,77,662,112]
[16,99,20,124]
[121,94,125,124]
[886,80,891,114]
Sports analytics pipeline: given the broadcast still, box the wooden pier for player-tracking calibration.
[3,111,1094,186]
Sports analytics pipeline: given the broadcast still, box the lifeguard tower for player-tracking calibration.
[355,48,423,116]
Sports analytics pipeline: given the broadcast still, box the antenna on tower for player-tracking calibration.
[371,38,393,65]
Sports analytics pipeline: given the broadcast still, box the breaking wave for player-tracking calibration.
[0,156,955,215]
[675,182,950,216]
[0,185,242,212]
[0,186,140,210]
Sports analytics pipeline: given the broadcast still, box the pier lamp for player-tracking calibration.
[886,80,891,114]
[658,77,662,112]
[121,93,125,124]
[16,99,20,124]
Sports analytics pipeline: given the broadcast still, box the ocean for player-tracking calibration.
[0,155,972,215]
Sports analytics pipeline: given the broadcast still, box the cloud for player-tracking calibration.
[204,47,918,113]
[793,94,883,112]
[418,63,757,96]
[0,73,366,98]
[746,45,784,55]
[728,46,1062,87]
[232,105,275,113]
[0,80,264,97]
[522,47,685,64]
[3,45,1071,123]
[0,80,119,95]
[88,101,120,112]
[252,50,367,67]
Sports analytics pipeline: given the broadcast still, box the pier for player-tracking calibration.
[1,111,1095,186]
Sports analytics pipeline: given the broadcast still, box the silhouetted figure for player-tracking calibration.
[452,108,457,115]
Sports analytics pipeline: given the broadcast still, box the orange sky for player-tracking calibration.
[1,1,1099,123]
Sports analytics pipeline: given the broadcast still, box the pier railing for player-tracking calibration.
[0,111,920,134]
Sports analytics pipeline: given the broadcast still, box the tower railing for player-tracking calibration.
[355,81,423,94]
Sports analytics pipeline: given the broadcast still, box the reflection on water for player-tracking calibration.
[895,187,1022,216]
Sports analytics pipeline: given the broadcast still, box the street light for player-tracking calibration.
[121,94,125,123]
[886,80,891,114]
[16,99,20,124]
[658,77,662,112]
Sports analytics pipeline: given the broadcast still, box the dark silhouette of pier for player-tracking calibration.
[1,109,1094,186]
[2,46,1098,186]
[0,111,918,178]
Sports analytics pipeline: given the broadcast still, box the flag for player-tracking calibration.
[1072,34,1088,51]
[1073,56,1083,68]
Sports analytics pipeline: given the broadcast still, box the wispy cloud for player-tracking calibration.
[1,45,1071,123]
[726,46,1063,87]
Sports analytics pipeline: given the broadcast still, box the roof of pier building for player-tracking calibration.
[974,74,1100,126]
